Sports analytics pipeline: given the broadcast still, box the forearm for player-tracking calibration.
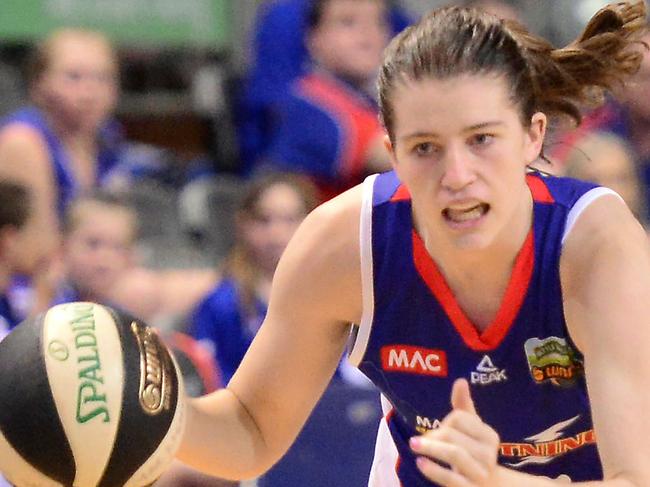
[176,388,277,480]
[498,466,637,487]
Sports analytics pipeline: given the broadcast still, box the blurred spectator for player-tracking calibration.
[556,30,650,219]
[0,181,40,487]
[53,191,218,328]
[238,0,411,172]
[0,181,36,342]
[562,131,646,225]
[190,172,318,384]
[0,29,123,264]
[260,0,393,199]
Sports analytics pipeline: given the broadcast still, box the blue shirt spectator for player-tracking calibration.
[238,0,411,171]
[191,277,267,384]
[1,106,122,219]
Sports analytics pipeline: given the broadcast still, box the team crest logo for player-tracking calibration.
[524,337,583,387]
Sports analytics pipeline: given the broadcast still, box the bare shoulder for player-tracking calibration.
[0,122,48,153]
[560,193,650,350]
[0,122,51,174]
[270,184,364,325]
[561,193,648,274]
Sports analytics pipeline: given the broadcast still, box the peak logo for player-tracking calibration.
[471,355,507,385]
[500,415,596,468]
[380,345,448,377]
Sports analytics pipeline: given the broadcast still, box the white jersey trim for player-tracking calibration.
[561,187,623,244]
[368,396,400,487]
[349,174,378,367]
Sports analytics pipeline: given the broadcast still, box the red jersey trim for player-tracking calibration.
[526,174,555,203]
[412,230,535,351]
[390,184,411,202]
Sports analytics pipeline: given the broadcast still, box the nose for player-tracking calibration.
[440,145,476,192]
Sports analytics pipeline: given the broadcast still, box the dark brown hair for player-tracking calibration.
[222,172,318,317]
[378,1,648,142]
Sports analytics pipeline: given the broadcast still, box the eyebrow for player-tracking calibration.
[398,121,506,142]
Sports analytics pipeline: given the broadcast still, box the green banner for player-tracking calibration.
[0,0,231,48]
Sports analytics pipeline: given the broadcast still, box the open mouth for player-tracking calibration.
[442,203,490,224]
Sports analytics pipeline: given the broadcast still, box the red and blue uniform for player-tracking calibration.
[263,69,384,199]
[349,170,619,485]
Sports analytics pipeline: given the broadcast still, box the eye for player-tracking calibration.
[469,133,494,147]
[412,142,437,157]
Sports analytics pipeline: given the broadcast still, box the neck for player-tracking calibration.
[41,110,98,149]
[629,117,650,158]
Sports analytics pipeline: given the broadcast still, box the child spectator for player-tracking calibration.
[0,181,36,341]
[55,191,218,328]
[260,0,393,199]
[190,172,318,384]
[238,0,411,170]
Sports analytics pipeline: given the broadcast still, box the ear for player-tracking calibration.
[524,112,547,165]
[383,134,399,171]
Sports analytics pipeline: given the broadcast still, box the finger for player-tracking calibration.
[441,409,501,447]
[412,428,493,480]
[451,378,477,415]
[410,437,489,484]
[414,455,474,487]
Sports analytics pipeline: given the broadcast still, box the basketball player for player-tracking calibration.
[172,2,650,485]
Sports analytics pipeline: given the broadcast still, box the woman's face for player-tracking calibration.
[387,74,546,252]
[34,33,118,133]
[240,183,308,273]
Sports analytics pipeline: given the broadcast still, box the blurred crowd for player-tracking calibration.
[0,0,648,485]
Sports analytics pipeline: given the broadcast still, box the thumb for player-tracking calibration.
[451,378,477,415]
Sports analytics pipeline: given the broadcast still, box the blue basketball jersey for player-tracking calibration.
[1,106,122,218]
[349,170,619,486]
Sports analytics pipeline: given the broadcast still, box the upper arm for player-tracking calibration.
[0,123,54,194]
[226,186,363,462]
[561,195,650,484]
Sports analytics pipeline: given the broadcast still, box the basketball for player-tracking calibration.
[0,302,186,487]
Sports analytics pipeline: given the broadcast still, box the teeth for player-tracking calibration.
[446,205,485,223]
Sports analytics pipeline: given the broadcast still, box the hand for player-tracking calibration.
[409,379,500,487]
